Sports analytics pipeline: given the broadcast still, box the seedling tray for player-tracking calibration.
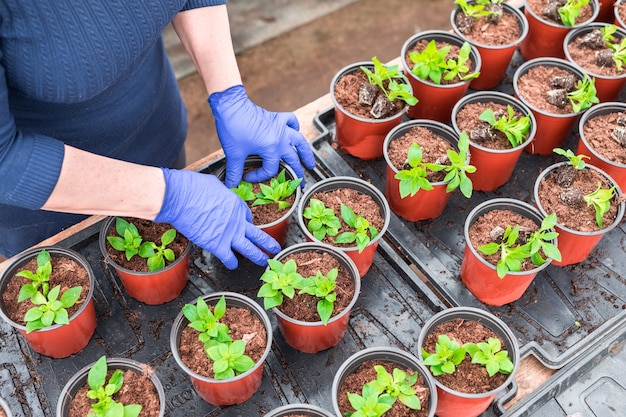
[0,158,457,416]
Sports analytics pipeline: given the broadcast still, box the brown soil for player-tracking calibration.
[620,2,626,25]
[454,7,521,45]
[178,304,267,379]
[306,188,385,248]
[404,40,476,85]
[337,360,431,417]
[455,101,526,150]
[68,365,161,417]
[2,254,91,326]
[582,110,626,164]
[516,65,578,114]
[526,0,594,25]
[276,250,355,322]
[468,209,542,272]
[105,218,189,272]
[387,126,453,182]
[422,318,509,393]
[566,28,626,77]
[536,164,620,232]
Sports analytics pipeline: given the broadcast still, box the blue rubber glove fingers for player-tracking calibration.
[209,84,316,188]
[154,168,280,269]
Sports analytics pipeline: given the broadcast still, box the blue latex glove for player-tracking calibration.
[154,168,280,269]
[209,84,316,188]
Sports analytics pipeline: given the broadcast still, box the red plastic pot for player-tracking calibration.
[597,0,615,22]
[268,242,360,353]
[297,176,390,278]
[330,61,410,160]
[383,119,460,221]
[99,216,191,305]
[460,198,556,306]
[170,292,272,406]
[564,23,626,103]
[534,162,625,266]
[513,57,588,155]
[417,307,519,417]
[576,102,626,191]
[519,0,599,60]
[451,91,537,191]
[401,30,481,123]
[451,3,528,90]
[0,246,97,358]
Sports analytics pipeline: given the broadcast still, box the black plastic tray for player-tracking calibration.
[310,50,626,370]
[0,158,457,417]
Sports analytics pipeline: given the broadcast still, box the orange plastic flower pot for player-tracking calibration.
[451,91,537,191]
[461,199,555,306]
[0,246,97,358]
[270,243,360,353]
[401,31,481,124]
[534,162,625,265]
[451,3,529,90]
[597,0,615,22]
[170,292,272,406]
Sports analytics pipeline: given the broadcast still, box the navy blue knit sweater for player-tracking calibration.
[0,0,226,256]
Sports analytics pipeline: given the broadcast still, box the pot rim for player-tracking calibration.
[451,90,537,153]
[416,306,520,399]
[330,61,410,124]
[513,57,587,118]
[450,2,529,49]
[578,101,626,168]
[463,197,557,275]
[524,0,599,29]
[533,161,626,235]
[400,30,483,88]
[170,291,273,385]
[0,246,96,333]
[296,176,390,253]
[268,242,361,326]
[262,403,334,417]
[615,0,626,29]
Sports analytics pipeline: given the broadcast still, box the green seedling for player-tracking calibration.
[142,228,177,272]
[567,74,599,113]
[302,198,342,241]
[182,295,232,348]
[525,213,562,265]
[206,339,256,380]
[345,383,395,417]
[584,181,617,227]
[478,225,532,278]
[409,39,480,85]
[600,25,626,70]
[553,147,589,169]
[257,259,305,310]
[86,355,142,417]
[23,284,82,333]
[464,337,515,377]
[394,142,434,198]
[421,334,467,376]
[335,204,379,253]
[16,249,51,303]
[361,57,418,106]
[478,106,532,148]
[367,365,422,410]
[455,0,499,18]
[298,268,338,325]
[252,169,302,210]
[231,181,256,202]
[558,0,590,27]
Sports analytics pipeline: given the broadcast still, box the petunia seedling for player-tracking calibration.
[206,339,256,380]
[584,181,617,227]
[141,228,177,272]
[182,295,232,349]
[16,249,52,303]
[361,56,418,106]
[464,337,515,377]
[558,0,590,27]
[478,106,532,148]
[566,74,599,113]
[86,355,142,417]
[252,169,302,210]
[409,40,480,85]
[367,365,422,410]
[553,147,589,170]
[297,268,338,325]
[421,334,467,376]
[346,383,395,417]
[334,204,379,253]
[257,259,305,310]
[303,198,342,241]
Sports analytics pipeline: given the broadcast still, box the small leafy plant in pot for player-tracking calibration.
[330,57,417,160]
[401,30,481,123]
[223,156,302,247]
[257,242,360,353]
[57,355,165,417]
[461,198,561,306]
[452,90,536,191]
[262,403,334,417]
[170,291,272,406]
[0,246,96,358]
[519,0,599,60]
[564,23,626,102]
[297,176,390,278]
[533,148,626,265]
[331,346,438,417]
[451,0,529,90]
[383,119,475,221]
[513,57,599,154]
[576,101,626,191]
[417,306,519,417]
[99,216,191,305]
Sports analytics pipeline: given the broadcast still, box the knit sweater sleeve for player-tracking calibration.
[182,0,227,11]
[0,57,65,210]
